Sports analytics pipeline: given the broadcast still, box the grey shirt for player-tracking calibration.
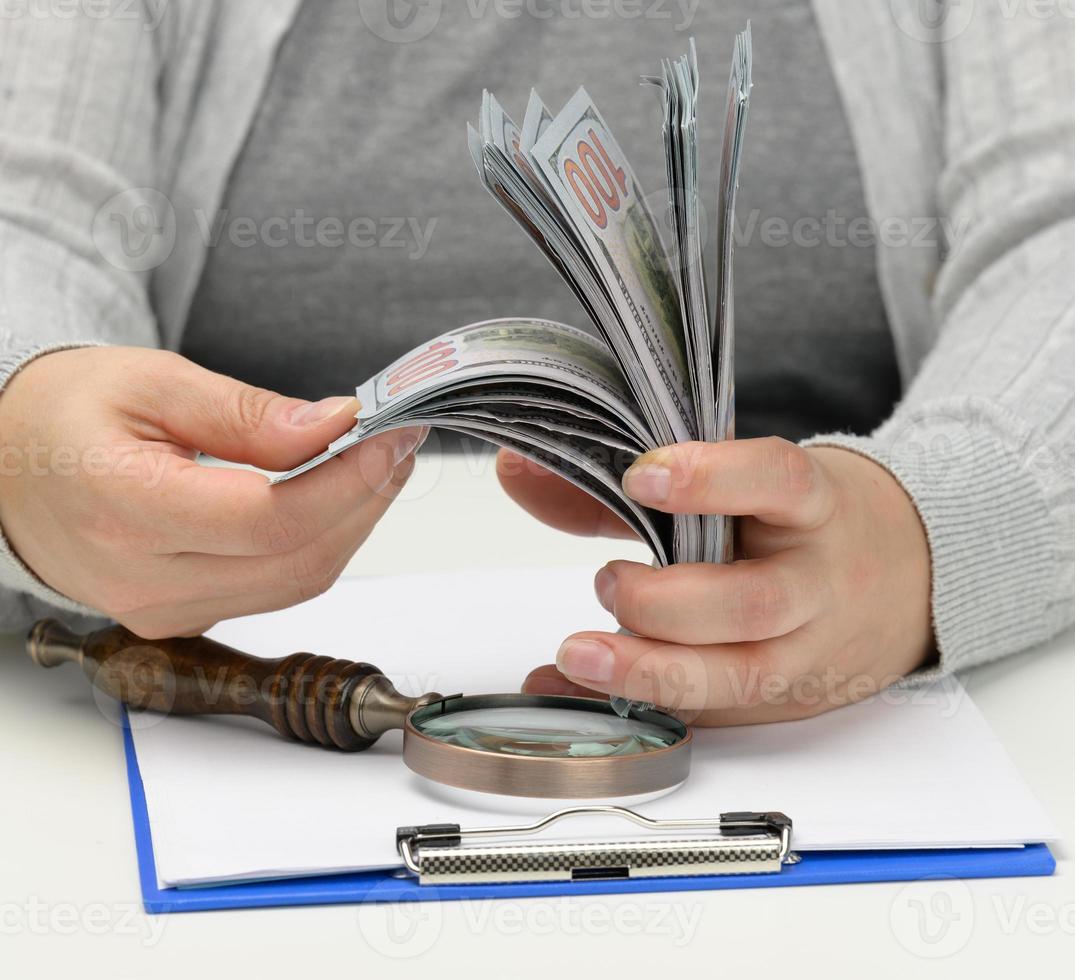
[182,0,900,442]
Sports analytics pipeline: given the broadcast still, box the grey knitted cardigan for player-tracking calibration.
[0,1,1072,685]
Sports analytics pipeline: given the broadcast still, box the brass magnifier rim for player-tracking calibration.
[402,694,692,799]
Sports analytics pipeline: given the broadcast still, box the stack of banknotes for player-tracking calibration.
[275,27,753,569]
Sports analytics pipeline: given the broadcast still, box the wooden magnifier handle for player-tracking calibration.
[27,619,442,751]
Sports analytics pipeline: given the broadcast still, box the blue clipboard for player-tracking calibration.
[120,714,1056,914]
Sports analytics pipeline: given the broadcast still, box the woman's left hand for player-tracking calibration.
[500,439,936,725]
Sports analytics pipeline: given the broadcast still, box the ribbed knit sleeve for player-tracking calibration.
[0,3,164,630]
[806,11,1075,680]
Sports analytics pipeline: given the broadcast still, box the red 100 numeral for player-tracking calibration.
[386,341,458,397]
[564,128,628,230]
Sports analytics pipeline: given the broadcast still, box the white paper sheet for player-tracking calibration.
[127,568,1058,887]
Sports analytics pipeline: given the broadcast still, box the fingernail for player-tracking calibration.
[287,396,358,427]
[594,566,617,613]
[623,463,672,504]
[389,427,424,465]
[557,638,615,684]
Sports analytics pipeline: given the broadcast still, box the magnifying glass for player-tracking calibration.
[27,620,691,800]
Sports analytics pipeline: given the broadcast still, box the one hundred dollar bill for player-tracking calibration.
[274,28,754,571]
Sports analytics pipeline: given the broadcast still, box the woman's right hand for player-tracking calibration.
[0,347,423,638]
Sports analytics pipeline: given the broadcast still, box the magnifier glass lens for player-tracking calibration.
[414,705,679,758]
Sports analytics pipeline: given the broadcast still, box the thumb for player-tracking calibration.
[148,357,362,471]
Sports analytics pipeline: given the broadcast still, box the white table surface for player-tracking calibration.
[2,445,1072,978]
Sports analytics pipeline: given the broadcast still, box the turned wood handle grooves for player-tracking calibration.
[27,619,402,751]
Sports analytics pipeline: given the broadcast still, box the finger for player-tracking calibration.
[520,664,716,728]
[622,437,835,528]
[553,629,799,716]
[521,664,605,699]
[130,352,365,471]
[131,427,424,556]
[168,453,415,602]
[736,515,803,559]
[594,554,822,645]
[116,457,417,633]
[496,449,637,540]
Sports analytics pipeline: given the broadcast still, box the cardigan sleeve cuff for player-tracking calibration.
[802,397,1065,685]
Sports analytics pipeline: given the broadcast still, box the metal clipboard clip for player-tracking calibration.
[396,807,798,886]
